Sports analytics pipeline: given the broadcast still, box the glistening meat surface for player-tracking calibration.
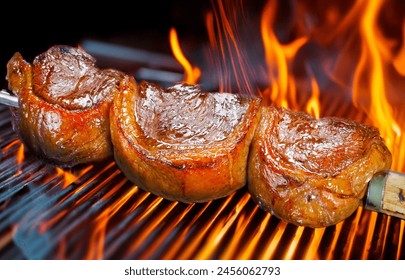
[110,77,262,203]
[248,106,392,228]
[7,45,127,167]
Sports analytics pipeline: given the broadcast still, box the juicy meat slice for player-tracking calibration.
[110,77,262,203]
[248,106,392,228]
[7,45,126,167]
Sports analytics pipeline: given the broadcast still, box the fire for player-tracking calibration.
[196,0,405,258]
[55,165,92,189]
[1,140,25,173]
[56,167,79,188]
[169,27,201,84]
[193,192,251,259]
[260,0,308,108]
[352,0,404,171]
[203,0,404,173]
[306,75,321,119]
[16,144,24,166]
[393,22,405,76]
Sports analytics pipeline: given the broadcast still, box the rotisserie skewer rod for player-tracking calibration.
[1,88,404,221]
[0,89,18,108]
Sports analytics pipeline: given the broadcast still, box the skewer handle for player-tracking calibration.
[0,90,18,107]
[365,170,405,220]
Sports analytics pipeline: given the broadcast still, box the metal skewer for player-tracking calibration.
[0,89,19,107]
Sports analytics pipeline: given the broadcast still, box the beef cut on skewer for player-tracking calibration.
[248,106,392,228]
[6,45,127,167]
[110,77,262,203]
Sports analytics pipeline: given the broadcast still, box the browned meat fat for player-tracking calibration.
[110,77,262,203]
[6,45,127,167]
[248,106,392,228]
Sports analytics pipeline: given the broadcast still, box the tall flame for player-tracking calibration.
[204,0,404,172]
[306,74,321,119]
[169,27,201,84]
[260,0,308,108]
[352,0,403,171]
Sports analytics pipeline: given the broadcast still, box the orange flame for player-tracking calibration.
[16,144,24,165]
[205,0,258,95]
[1,140,25,174]
[169,27,201,84]
[393,21,405,76]
[352,0,404,171]
[306,75,321,119]
[1,139,20,151]
[56,167,79,188]
[260,0,308,108]
[204,0,404,173]
[194,192,251,259]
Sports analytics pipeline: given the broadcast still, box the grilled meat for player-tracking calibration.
[5,45,394,226]
[110,77,262,203]
[6,45,126,167]
[248,106,392,228]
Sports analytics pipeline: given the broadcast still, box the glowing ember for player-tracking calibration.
[39,210,68,234]
[1,139,20,151]
[169,27,201,84]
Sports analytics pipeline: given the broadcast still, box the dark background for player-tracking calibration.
[1,0,213,89]
[3,0,404,92]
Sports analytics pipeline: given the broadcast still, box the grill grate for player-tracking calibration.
[0,42,404,260]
